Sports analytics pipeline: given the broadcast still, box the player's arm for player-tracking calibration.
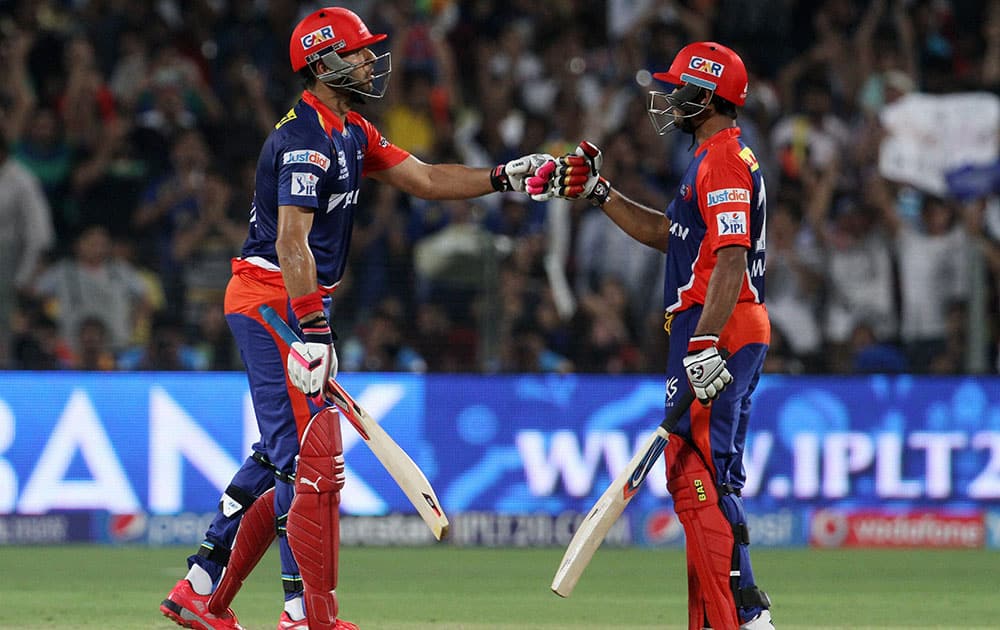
[694,245,746,337]
[370,154,553,200]
[369,155,495,199]
[275,205,319,312]
[276,204,336,402]
[599,189,672,252]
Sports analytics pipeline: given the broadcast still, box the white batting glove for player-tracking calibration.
[490,153,555,193]
[682,335,733,406]
[286,317,338,405]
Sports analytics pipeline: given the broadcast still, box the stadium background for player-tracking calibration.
[0,2,999,627]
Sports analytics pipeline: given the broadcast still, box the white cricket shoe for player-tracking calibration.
[740,609,775,629]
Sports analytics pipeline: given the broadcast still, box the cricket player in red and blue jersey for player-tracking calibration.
[160,7,551,630]
[528,42,774,630]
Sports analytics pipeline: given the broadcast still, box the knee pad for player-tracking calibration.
[287,407,345,629]
[208,487,277,614]
[665,439,740,630]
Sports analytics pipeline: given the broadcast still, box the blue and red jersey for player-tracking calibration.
[663,127,766,313]
[238,90,409,292]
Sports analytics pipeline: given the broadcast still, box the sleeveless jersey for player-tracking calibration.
[239,90,409,291]
[663,127,766,313]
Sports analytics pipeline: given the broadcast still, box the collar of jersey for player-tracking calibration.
[301,90,346,137]
[695,126,741,156]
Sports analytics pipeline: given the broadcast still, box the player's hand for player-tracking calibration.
[527,141,612,205]
[682,335,733,406]
[490,153,555,193]
[287,317,338,405]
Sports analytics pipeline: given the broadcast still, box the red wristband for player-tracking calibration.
[290,291,324,321]
[687,334,719,353]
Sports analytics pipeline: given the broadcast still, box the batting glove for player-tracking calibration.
[682,335,733,406]
[490,153,555,193]
[287,316,338,405]
[527,141,611,205]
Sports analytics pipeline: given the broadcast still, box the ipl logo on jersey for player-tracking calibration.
[688,56,725,78]
[291,172,319,198]
[717,211,748,236]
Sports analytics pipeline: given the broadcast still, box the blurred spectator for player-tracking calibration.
[132,128,211,309]
[73,316,117,371]
[341,300,426,373]
[11,312,73,370]
[31,225,153,354]
[805,163,897,371]
[0,135,55,367]
[876,182,969,371]
[118,310,202,371]
[11,107,78,245]
[849,322,909,374]
[170,169,247,328]
[765,200,824,368]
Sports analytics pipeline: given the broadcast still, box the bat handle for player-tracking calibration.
[259,304,300,346]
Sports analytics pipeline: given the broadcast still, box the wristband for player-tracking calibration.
[290,291,324,322]
[588,177,612,206]
[300,316,335,345]
[687,334,719,354]
[490,164,510,192]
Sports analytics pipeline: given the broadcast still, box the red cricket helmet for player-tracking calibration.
[289,7,391,98]
[653,41,748,106]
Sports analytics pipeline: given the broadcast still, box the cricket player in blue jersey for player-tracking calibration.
[529,42,774,630]
[160,7,550,630]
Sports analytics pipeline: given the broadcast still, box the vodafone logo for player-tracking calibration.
[811,509,848,547]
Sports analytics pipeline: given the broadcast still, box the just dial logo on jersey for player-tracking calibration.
[706,188,750,207]
[283,149,330,171]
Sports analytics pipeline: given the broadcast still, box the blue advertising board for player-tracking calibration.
[0,372,997,547]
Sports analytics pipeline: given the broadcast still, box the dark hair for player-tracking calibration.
[711,94,738,119]
[299,67,317,89]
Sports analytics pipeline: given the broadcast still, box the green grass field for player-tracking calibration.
[0,545,995,629]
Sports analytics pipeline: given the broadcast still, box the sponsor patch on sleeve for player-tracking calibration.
[738,146,760,172]
[291,172,319,198]
[716,211,748,236]
[283,149,331,171]
[706,188,750,207]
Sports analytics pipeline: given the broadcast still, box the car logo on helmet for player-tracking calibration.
[688,56,725,78]
[301,26,336,49]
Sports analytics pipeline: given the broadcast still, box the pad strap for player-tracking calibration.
[197,541,231,566]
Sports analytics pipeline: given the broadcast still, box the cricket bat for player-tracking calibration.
[259,304,449,540]
[551,389,697,597]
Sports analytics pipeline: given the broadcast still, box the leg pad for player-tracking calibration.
[208,488,277,615]
[286,407,345,630]
[665,439,740,630]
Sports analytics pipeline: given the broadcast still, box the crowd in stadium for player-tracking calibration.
[0,0,998,375]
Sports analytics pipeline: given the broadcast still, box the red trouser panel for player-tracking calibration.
[664,438,739,630]
[208,488,277,615]
[286,407,345,630]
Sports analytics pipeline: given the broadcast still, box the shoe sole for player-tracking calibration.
[160,598,213,630]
